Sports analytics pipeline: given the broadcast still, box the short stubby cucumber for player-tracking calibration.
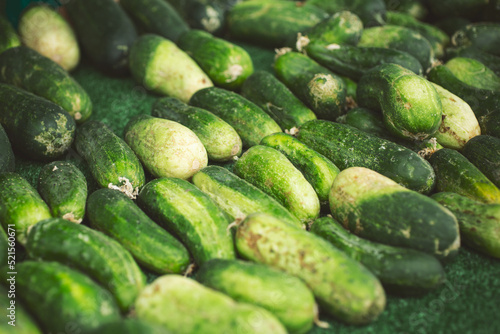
[0,15,20,54]
[301,10,363,46]
[0,285,42,334]
[0,124,14,173]
[462,135,500,188]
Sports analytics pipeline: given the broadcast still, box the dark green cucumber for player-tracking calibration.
[446,46,500,76]
[0,285,42,334]
[0,83,75,160]
[191,165,303,228]
[26,218,146,311]
[240,70,316,131]
[177,29,254,90]
[85,319,167,334]
[0,123,14,173]
[452,23,500,56]
[196,259,316,334]
[462,135,500,188]
[0,173,51,245]
[87,188,191,275]
[37,161,87,223]
[311,216,445,294]
[189,86,282,147]
[384,0,428,20]
[65,0,137,75]
[274,51,346,121]
[0,261,120,333]
[137,177,235,265]
[152,97,242,162]
[444,57,500,91]
[74,120,146,198]
[0,15,20,54]
[434,17,471,37]
[120,0,189,43]
[301,11,363,46]
[260,132,340,204]
[308,0,386,27]
[431,192,500,259]
[429,148,500,204]
[329,167,460,260]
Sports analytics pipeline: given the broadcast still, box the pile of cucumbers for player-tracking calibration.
[1,0,500,333]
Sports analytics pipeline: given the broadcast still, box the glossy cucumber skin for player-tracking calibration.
[302,10,363,46]
[0,123,14,173]
[462,135,500,188]
[87,188,191,275]
[452,23,500,56]
[191,165,303,228]
[0,15,20,54]
[0,285,42,334]
[308,0,386,27]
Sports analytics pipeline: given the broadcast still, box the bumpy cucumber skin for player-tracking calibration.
[445,57,500,91]
[236,212,386,325]
[303,10,363,46]
[0,83,75,160]
[0,124,14,173]
[0,261,120,333]
[311,216,446,294]
[452,23,500,56]
[191,165,303,228]
[462,135,500,188]
[26,218,146,311]
[137,177,235,265]
[308,0,386,27]
[431,192,500,259]
[0,15,20,54]
[152,97,242,162]
[196,259,316,334]
[429,148,500,204]
[0,173,51,245]
[274,51,347,121]
[85,319,167,334]
[0,285,42,334]
[189,86,282,147]
[328,167,460,260]
[37,161,87,223]
[297,120,436,194]
[87,188,191,275]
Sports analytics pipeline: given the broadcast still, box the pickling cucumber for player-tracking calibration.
[0,123,14,173]
[301,10,363,46]
[452,23,500,56]
[462,135,500,188]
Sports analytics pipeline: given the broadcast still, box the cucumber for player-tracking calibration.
[137,177,235,265]
[274,51,347,121]
[152,97,242,162]
[297,120,436,194]
[124,115,208,179]
[431,192,500,259]
[65,0,137,75]
[87,188,191,275]
[177,29,254,90]
[18,4,80,71]
[135,275,287,334]
[260,132,340,204]
[196,259,316,334]
[74,120,146,198]
[446,46,500,76]
[37,161,87,223]
[462,135,500,188]
[129,34,213,103]
[0,285,42,334]
[0,172,51,245]
[0,227,6,267]
[0,123,14,173]
[189,86,282,147]
[85,319,167,334]
[236,212,386,325]
[0,261,120,333]
[26,218,146,311]
[384,0,428,20]
[311,216,446,294]
[0,15,20,54]
[434,17,471,37]
[452,23,500,56]
[0,83,75,160]
[429,148,500,205]
[234,145,320,224]
[191,165,303,228]
[308,0,386,27]
[239,70,316,131]
[444,57,500,91]
[329,167,460,260]
[340,107,392,139]
[301,11,363,47]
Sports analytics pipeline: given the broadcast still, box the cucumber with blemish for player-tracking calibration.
[451,23,500,56]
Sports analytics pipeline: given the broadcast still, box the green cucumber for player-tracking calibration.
[87,188,191,275]
[0,123,14,173]
[274,51,346,121]
[236,212,386,325]
[152,97,242,162]
[177,29,254,90]
[135,275,287,334]
[452,23,500,56]
[191,165,303,228]
[85,319,167,334]
[0,285,42,334]
[462,135,500,188]
[234,145,320,224]
[444,57,500,91]
[37,161,87,223]
[311,216,445,294]
[26,218,146,311]
[429,148,500,204]
[74,120,146,198]
[240,70,316,131]
[329,167,460,260]
[189,86,282,147]
[129,34,213,103]
[0,83,75,160]
[124,115,208,179]
[301,10,363,46]
[431,192,500,259]
[0,261,120,333]
[137,177,235,265]
[260,132,340,204]
[196,259,316,334]
[0,173,51,245]
[297,120,436,194]
[0,227,6,267]
[384,0,428,20]
[308,0,386,27]
[340,107,392,139]
[0,15,20,54]
[446,46,500,76]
